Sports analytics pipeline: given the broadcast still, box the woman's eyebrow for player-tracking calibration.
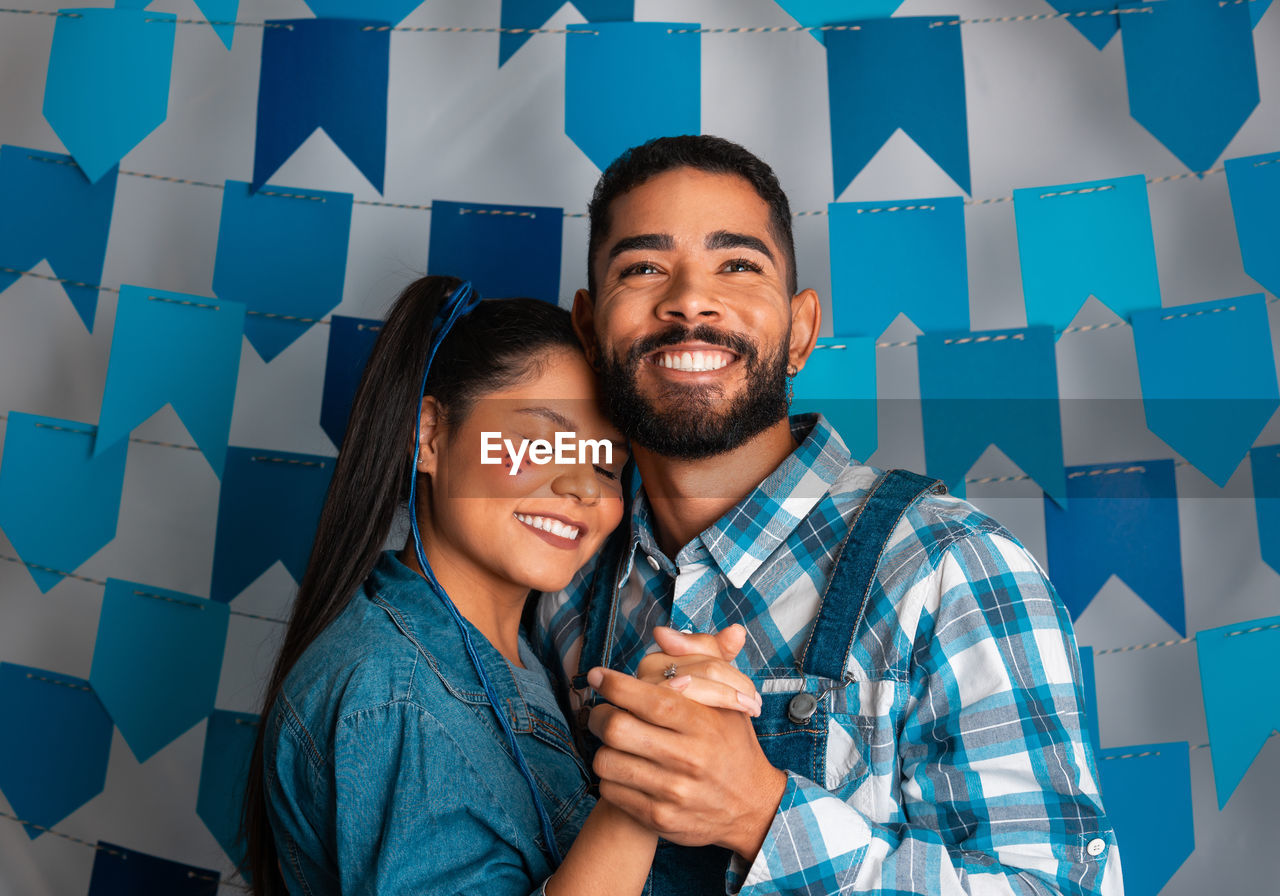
[705,230,774,262]
[515,407,627,453]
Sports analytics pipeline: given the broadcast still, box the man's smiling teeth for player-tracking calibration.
[655,350,732,372]
[514,513,580,541]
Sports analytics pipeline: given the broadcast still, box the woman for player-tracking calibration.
[243,276,757,895]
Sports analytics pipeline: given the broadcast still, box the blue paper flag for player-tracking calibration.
[1097,742,1195,896]
[1131,295,1279,487]
[1078,646,1101,755]
[88,842,220,896]
[195,0,238,50]
[42,8,175,184]
[917,326,1066,502]
[428,201,562,304]
[1121,0,1259,173]
[565,22,700,171]
[1042,1,1118,50]
[197,710,259,867]
[90,579,229,763]
[254,18,390,193]
[772,1,905,44]
[827,16,969,197]
[1014,175,1162,336]
[1249,0,1273,26]
[0,145,117,332]
[1045,459,1185,634]
[1225,151,1280,298]
[499,0,634,66]
[305,0,422,24]
[94,286,245,477]
[1195,614,1280,808]
[0,414,127,593]
[1251,444,1280,578]
[0,663,112,838]
[321,315,381,448]
[213,181,353,362]
[828,197,968,339]
[792,337,878,463]
[211,447,334,603]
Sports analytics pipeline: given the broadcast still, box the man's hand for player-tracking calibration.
[586,666,787,861]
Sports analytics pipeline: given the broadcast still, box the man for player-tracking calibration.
[536,135,1121,896]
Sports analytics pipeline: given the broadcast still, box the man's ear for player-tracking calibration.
[787,288,822,372]
[571,289,600,368]
[415,396,444,476]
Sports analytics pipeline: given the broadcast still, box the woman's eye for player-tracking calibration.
[593,465,619,481]
[722,258,762,274]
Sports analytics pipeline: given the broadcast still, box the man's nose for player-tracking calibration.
[655,270,721,322]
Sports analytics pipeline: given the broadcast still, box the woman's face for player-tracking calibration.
[418,348,628,597]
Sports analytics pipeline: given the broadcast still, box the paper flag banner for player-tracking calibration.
[1196,614,1280,808]
[0,414,127,593]
[772,1,905,44]
[88,842,220,896]
[1097,742,1195,896]
[828,197,968,339]
[254,18,390,193]
[565,22,700,171]
[917,326,1066,502]
[1044,459,1185,634]
[792,337,878,463]
[210,447,334,603]
[1121,0,1259,173]
[1225,151,1280,298]
[305,0,422,24]
[320,315,380,449]
[212,181,353,362]
[427,201,562,304]
[1131,295,1279,487]
[0,663,112,838]
[89,579,229,763]
[1251,444,1280,578]
[94,286,245,477]
[197,710,259,867]
[1249,0,1273,26]
[827,16,969,197]
[1042,1,1118,50]
[1078,646,1101,755]
[499,0,634,66]
[1014,175,1161,336]
[123,0,238,49]
[42,8,175,184]
[0,145,116,332]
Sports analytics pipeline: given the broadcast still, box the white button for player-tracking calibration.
[680,628,694,635]
[646,555,660,571]
[1086,838,1106,857]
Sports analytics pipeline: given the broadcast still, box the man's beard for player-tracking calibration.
[597,323,791,460]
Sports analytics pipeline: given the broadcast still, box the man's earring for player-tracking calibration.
[786,364,798,406]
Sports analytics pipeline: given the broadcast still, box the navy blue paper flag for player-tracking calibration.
[792,337,878,463]
[1097,742,1195,896]
[0,414,127,593]
[42,7,175,184]
[827,16,969,197]
[0,663,112,838]
[306,0,422,24]
[828,198,968,339]
[94,286,245,477]
[1014,175,1161,336]
[1251,445,1280,577]
[1131,295,1279,487]
[1196,615,1280,807]
[90,579,229,763]
[321,315,381,448]
[197,710,259,866]
[565,22,700,171]
[213,180,353,362]
[918,326,1066,502]
[88,842,220,896]
[428,201,562,304]
[1121,0,1259,173]
[0,145,116,332]
[254,18,390,193]
[211,448,334,603]
[499,0,634,66]
[773,1,905,44]
[1043,0,1118,50]
[1225,151,1280,297]
[1044,459,1185,634]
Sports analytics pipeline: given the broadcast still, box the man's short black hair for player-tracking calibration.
[586,135,798,297]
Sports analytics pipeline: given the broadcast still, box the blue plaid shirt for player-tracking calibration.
[536,414,1122,896]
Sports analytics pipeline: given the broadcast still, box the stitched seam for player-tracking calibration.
[287,837,315,896]
[281,693,326,770]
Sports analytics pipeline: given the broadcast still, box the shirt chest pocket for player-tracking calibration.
[751,675,873,793]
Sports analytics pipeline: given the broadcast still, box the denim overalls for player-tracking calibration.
[570,470,944,895]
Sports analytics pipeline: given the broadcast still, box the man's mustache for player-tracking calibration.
[625,324,758,363]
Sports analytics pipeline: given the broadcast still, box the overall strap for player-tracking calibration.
[801,469,944,679]
[571,526,631,691]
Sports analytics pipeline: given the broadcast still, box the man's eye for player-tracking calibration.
[722,258,763,273]
[621,262,661,277]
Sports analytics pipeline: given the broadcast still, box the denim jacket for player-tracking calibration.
[264,551,594,895]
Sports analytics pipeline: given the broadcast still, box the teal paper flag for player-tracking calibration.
[94,286,245,477]
[792,337,877,463]
[773,1,905,44]
[500,1,633,66]
[197,710,259,866]
[1097,743,1195,896]
[427,201,562,304]
[0,414,127,592]
[1251,444,1280,577]
[1195,615,1280,807]
[1225,151,1280,298]
[1131,295,1279,487]
[1079,646,1100,754]
[1042,1,1118,49]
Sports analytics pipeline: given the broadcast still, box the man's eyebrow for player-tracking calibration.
[514,407,628,452]
[607,233,674,261]
[705,230,775,263]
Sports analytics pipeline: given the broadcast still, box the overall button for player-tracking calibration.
[787,692,818,724]
[645,555,660,571]
[1086,838,1106,857]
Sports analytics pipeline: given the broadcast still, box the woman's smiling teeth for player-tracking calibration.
[515,513,581,541]
[654,350,733,372]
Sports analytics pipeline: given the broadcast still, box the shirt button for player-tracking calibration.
[1086,838,1106,857]
[680,627,694,635]
[646,555,660,571]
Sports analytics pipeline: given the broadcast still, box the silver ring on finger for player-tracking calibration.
[662,663,679,680]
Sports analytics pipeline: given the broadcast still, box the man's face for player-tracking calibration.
[575,167,809,460]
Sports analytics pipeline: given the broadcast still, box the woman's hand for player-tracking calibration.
[635,624,762,717]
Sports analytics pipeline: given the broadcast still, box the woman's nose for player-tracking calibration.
[550,462,601,506]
